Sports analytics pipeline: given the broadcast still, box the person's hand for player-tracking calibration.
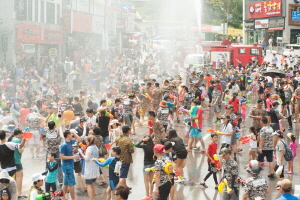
[92,158,97,161]
[211,160,215,164]
[73,155,79,160]
[154,188,159,197]
[227,189,233,194]
[278,161,282,166]
[83,122,87,128]
[259,148,262,154]
[49,109,54,115]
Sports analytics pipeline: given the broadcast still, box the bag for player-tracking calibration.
[96,136,108,157]
[280,140,293,161]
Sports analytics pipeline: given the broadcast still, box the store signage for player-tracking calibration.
[244,20,255,30]
[62,9,72,33]
[248,0,282,19]
[15,0,27,20]
[255,19,269,29]
[49,48,57,57]
[17,24,42,43]
[43,29,63,44]
[269,18,284,28]
[73,12,92,33]
[92,15,104,34]
[292,11,300,21]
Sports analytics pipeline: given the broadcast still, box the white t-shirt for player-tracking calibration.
[249,133,257,148]
[29,189,38,200]
[221,123,233,144]
[86,115,97,128]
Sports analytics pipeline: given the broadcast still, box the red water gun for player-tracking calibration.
[239,135,250,144]
[207,128,216,132]
[213,154,221,169]
[79,142,87,150]
[174,170,182,179]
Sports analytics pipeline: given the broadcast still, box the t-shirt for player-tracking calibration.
[96,116,110,137]
[157,107,169,126]
[212,90,222,104]
[48,114,60,127]
[229,98,239,113]
[11,137,22,164]
[26,113,41,129]
[276,140,287,166]
[259,126,274,150]
[69,119,80,130]
[63,110,75,126]
[166,102,173,109]
[191,106,202,129]
[148,120,153,134]
[19,108,30,125]
[207,142,217,163]
[86,115,97,128]
[45,128,62,153]
[221,123,233,145]
[60,138,76,166]
[155,156,171,186]
[123,99,135,114]
[244,175,268,200]
[222,158,239,187]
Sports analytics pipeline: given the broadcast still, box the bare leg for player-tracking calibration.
[69,186,75,200]
[106,187,112,200]
[16,170,23,196]
[36,144,40,157]
[143,174,150,197]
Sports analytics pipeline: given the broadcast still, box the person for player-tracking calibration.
[140,82,153,121]
[96,109,111,144]
[62,105,75,129]
[10,129,25,198]
[26,108,42,158]
[1,189,10,200]
[69,113,81,130]
[122,94,138,134]
[200,133,218,189]
[114,186,130,200]
[60,129,81,200]
[246,127,258,166]
[47,105,60,127]
[157,101,170,132]
[0,130,26,177]
[218,115,233,149]
[75,117,90,137]
[287,133,298,174]
[19,103,30,130]
[168,130,187,179]
[45,152,59,192]
[276,179,298,200]
[152,83,163,113]
[28,173,45,200]
[78,136,100,200]
[153,144,172,200]
[219,148,239,200]
[212,85,222,123]
[148,111,165,145]
[94,146,122,200]
[135,136,155,200]
[243,160,269,200]
[72,97,83,116]
[257,117,275,178]
[249,99,267,128]
[115,125,134,189]
[269,102,282,131]
[86,108,97,130]
[0,170,17,200]
[228,93,239,113]
[273,131,286,189]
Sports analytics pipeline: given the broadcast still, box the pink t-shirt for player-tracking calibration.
[241,104,246,115]
[192,107,203,129]
[289,141,298,157]
[266,98,273,112]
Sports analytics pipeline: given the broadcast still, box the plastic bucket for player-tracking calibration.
[104,144,111,149]
[23,132,33,140]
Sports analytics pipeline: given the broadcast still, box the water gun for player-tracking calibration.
[239,135,250,144]
[79,142,87,150]
[207,128,216,132]
[105,111,114,119]
[36,193,51,200]
[182,118,190,122]
[174,170,182,179]
[169,94,178,99]
[145,93,153,101]
[223,178,232,193]
[97,158,110,168]
[132,141,136,146]
[138,110,143,115]
[58,103,62,118]
[163,162,173,174]
[145,166,156,173]
[179,107,189,113]
[213,154,221,169]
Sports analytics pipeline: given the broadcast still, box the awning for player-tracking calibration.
[268,27,284,31]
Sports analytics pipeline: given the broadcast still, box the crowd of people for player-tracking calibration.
[0,44,300,200]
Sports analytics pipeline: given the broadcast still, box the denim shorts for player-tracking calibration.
[103,136,110,144]
[62,165,76,187]
[85,178,96,185]
[143,164,155,174]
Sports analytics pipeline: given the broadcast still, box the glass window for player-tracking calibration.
[57,4,60,25]
[35,0,38,21]
[41,0,44,22]
[28,0,32,21]
[72,0,77,10]
[46,2,55,24]
[239,48,246,54]
[250,48,259,55]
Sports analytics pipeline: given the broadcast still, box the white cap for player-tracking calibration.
[70,129,78,134]
[32,173,45,182]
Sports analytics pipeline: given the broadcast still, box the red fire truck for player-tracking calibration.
[201,40,264,68]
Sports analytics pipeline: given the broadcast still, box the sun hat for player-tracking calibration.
[246,160,262,174]
[160,101,167,107]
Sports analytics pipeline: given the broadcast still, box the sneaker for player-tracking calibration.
[141,196,151,200]
[287,171,294,174]
[268,173,275,178]
[217,120,221,124]
[288,127,293,131]
[199,150,205,154]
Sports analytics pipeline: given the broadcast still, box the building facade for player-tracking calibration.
[244,0,300,48]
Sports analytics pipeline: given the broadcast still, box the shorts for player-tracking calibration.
[85,178,96,185]
[163,125,168,132]
[213,104,221,113]
[143,164,155,174]
[28,129,40,145]
[62,165,76,187]
[267,111,271,116]
[257,150,273,162]
[109,179,119,190]
[235,132,241,139]
[240,86,246,91]
[176,150,188,159]
[274,164,284,178]
[208,162,217,172]
[123,114,133,127]
[157,181,171,200]
[189,128,202,138]
[120,163,130,178]
[208,95,212,103]
[16,164,23,172]
[74,161,82,173]
[250,148,257,152]
[222,187,239,200]
[241,114,246,120]
[231,132,237,145]
[270,123,280,132]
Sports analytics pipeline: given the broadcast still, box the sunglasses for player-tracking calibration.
[0,179,10,184]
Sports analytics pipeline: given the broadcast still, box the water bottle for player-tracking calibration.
[114,161,122,176]
[24,127,29,131]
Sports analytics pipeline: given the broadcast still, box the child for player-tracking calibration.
[240,101,247,128]
[45,153,59,192]
[1,189,10,200]
[147,119,154,136]
[234,113,243,152]
[223,90,230,109]
[93,146,121,200]
[287,133,298,174]
[200,133,218,189]
[245,126,258,168]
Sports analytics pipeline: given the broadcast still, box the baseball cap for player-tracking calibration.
[221,115,230,119]
[154,144,165,153]
[80,117,87,122]
[164,141,175,150]
[277,179,292,191]
[1,189,9,196]
[32,173,45,182]
[219,148,231,156]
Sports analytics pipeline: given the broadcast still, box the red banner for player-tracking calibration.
[73,12,92,33]
[43,29,63,44]
[17,24,42,43]
[248,0,282,19]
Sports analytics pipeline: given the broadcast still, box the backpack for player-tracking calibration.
[95,136,108,157]
[280,140,293,161]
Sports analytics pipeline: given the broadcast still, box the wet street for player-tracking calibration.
[19,100,300,200]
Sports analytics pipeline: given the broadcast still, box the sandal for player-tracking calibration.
[275,185,280,190]
[200,182,208,188]
[83,186,87,192]
[99,181,107,186]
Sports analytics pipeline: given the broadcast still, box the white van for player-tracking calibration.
[283,44,300,56]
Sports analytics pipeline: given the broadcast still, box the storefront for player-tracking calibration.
[288,3,300,43]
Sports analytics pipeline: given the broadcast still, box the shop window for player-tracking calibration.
[35,0,38,22]
[250,48,259,55]
[41,0,44,22]
[239,48,246,54]
[28,0,32,21]
[46,2,55,24]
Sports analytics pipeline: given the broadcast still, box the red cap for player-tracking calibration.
[154,144,165,153]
